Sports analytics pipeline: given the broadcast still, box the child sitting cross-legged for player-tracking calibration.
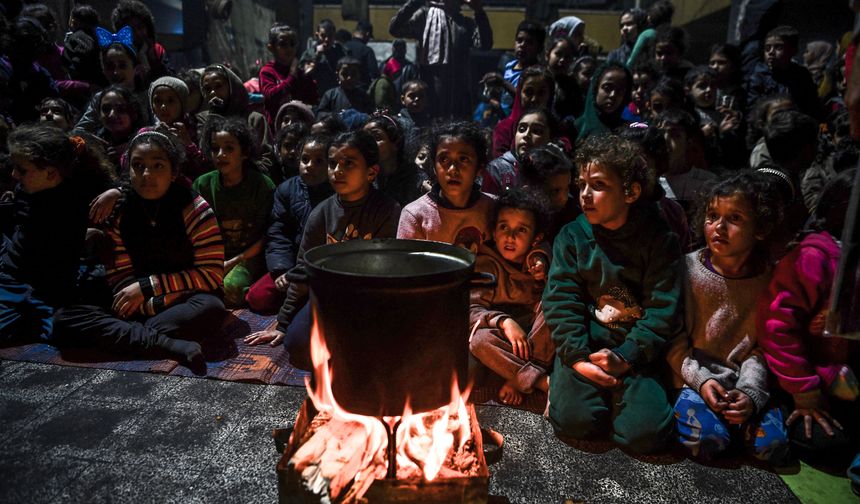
[543,134,682,454]
[667,172,790,463]
[469,188,554,407]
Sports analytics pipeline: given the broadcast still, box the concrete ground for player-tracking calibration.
[0,359,799,503]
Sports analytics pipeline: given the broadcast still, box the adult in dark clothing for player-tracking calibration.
[389,0,493,119]
[4,16,58,126]
[344,20,380,92]
[53,132,226,368]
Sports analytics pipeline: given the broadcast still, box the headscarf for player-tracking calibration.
[575,62,632,142]
[548,16,584,40]
[803,40,834,83]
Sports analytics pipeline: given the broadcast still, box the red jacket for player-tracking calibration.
[259,60,318,128]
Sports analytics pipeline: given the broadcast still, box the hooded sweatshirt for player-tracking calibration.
[196,64,271,151]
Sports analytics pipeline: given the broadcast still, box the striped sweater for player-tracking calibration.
[106,192,225,315]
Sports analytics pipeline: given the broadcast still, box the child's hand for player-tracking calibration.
[225,256,241,273]
[302,60,316,75]
[829,365,860,401]
[162,121,192,146]
[700,379,730,412]
[274,273,290,292]
[112,282,144,319]
[244,329,286,346]
[587,348,629,377]
[722,389,754,424]
[573,361,619,388]
[528,259,546,282]
[788,402,843,439]
[501,317,530,361]
[89,188,122,224]
[719,110,741,133]
[290,56,300,76]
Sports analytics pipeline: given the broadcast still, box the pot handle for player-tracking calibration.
[283,265,309,283]
[468,271,497,289]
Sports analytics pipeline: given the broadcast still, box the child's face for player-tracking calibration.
[102,47,135,87]
[619,12,639,44]
[434,137,481,207]
[39,101,70,130]
[415,144,431,172]
[655,42,681,71]
[299,141,329,186]
[704,194,762,264]
[547,40,574,75]
[279,110,305,131]
[363,123,396,163]
[595,69,629,115]
[316,26,335,49]
[514,30,540,65]
[210,130,246,176]
[151,86,182,124]
[578,161,638,230]
[10,156,59,194]
[327,144,378,201]
[514,112,550,158]
[201,72,230,110]
[542,171,571,212]
[764,36,792,70]
[279,133,302,168]
[688,75,715,109]
[575,62,596,92]
[99,91,133,135]
[269,31,297,64]
[659,121,688,173]
[648,91,671,117]
[709,52,733,86]
[493,207,540,264]
[632,72,653,108]
[129,142,176,200]
[520,76,551,110]
[401,85,427,113]
[338,64,360,90]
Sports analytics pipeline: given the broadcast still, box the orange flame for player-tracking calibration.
[306,309,473,486]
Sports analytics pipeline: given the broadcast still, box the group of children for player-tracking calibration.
[0,0,858,486]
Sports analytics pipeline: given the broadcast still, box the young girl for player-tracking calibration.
[38,98,77,131]
[684,66,743,172]
[518,144,581,243]
[193,117,276,307]
[0,125,114,342]
[647,77,686,120]
[147,76,209,181]
[273,121,309,185]
[397,122,496,252]
[483,107,558,196]
[245,134,335,315]
[543,134,681,454]
[758,169,859,466]
[470,188,554,407]
[363,112,421,206]
[245,130,401,355]
[575,62,632,142]
[492,66,555,159]
[95,85,146,169]
[546,38,582,123]
[53,131,225,367]
[667,172,789,462]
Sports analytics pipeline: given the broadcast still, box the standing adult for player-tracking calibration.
[389,0,493,119]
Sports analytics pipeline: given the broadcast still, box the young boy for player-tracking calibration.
[543,135,681,454]
[245,130,401,354]
[625,62,659,122]
[396,79,431,157]
[260,23,318,131]
[503,20,545,88]
[653,25,693,81]
[301,19,347,96]
[519,144,581,243]
[745,25,822,120]
[315,57,374,120]
[470,188,554,407]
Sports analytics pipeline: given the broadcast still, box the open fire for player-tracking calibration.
[284,314,485,503]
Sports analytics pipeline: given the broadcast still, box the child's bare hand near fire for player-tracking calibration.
[500,317,530,360]
[245,329,286,346]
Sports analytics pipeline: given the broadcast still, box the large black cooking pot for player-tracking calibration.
[291,239,495,417]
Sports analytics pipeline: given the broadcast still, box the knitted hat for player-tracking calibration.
[275,100,315,128]
[148,76,190,115]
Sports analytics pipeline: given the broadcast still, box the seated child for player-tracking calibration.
[259,23,318,130]
[543,134,681,454]
[470,188,554,406]
[193,117,276,307]
[758,169,859,466]
[518,144,580,243]
[38,97,77,131]
[245,130,401,353]
[397,122,496,251]
[52,131,226,366]
[483,107,558,195]
[667,172,789,463]
[272,121,309,185]
[315,57,374,120]
[396,79,431,157]
[245,134,334,315]
[363,113,421,207]
[1,125,113,342]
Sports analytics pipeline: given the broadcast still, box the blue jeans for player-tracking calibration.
[675,387,789,463]
[0,276,53,342]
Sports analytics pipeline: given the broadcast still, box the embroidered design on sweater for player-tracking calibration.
[593,286,643,328]
[326,223,373,244]
[453,225,483,253]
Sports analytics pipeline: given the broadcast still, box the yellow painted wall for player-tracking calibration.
[313,0,730,53]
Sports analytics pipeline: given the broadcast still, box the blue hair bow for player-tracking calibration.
[96,25,136,56]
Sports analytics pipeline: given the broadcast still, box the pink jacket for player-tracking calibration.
[757,231,857,401]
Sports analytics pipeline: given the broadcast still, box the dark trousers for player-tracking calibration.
[0,276,53,343]
[53,293,225,356]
